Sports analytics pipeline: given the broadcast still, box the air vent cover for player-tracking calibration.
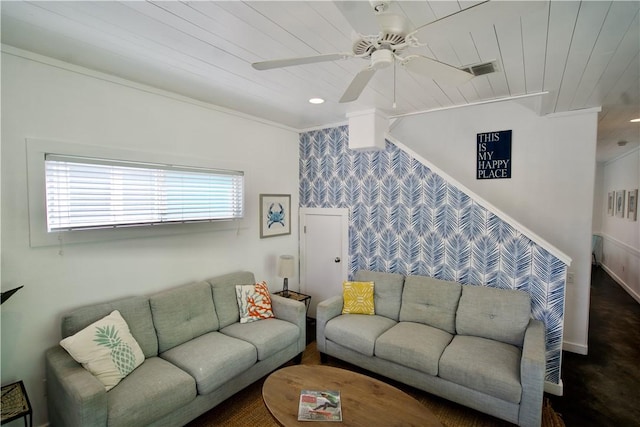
[461,61,498,76]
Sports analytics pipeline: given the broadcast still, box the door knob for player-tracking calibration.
[334,257,341,263]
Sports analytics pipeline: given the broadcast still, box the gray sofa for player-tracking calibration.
[316,270,545,427]
[45,271,306,427]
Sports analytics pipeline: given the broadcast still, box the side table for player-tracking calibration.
[273,290,311,316]
[1,380,32,427]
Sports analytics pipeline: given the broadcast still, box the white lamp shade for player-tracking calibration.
[278,255,295,278]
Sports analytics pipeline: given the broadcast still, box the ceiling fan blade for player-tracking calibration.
[252,53,352,71]
[339,67,377,103]
[408,0,547,40]
[401,55,473,86]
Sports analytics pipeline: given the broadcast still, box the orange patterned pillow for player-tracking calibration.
[342,281,375,315]
[235,281,275,323]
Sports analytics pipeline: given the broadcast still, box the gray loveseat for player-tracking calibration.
[45,271,306,426]
[316,270,545,427]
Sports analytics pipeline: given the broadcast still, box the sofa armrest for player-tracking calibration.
[315,295,344,353]
[271,295,306,353]
[518,318,545,427]
[45,346,108,427]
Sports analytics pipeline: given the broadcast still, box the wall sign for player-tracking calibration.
[477,130,512,179]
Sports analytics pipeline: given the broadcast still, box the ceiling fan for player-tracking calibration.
[252,0,543,104]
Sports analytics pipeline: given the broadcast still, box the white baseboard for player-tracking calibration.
[563,341,588,355]
[601,263,640,304]
[544,379,563,396]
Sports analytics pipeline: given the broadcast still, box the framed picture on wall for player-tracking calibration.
[260,194,291,238]
[615,190,626,218]
[607,191,614,216]
[627,189,638,221]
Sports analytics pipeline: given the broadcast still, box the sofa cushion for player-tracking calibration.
[375,322,453,376]
[160,331,257,395]
[400,275,461,334]
[221,318,299,360]
[61,295,158,358]
[324,314,396,356]
[107,356,196,427]
[150,281,218,353]
[439,335,522,403]
[60,310,145,391]
[208,271,256,329]
[456,285,531,346]
[354,270,404,321]
[235,281,275,323]
[342,281,375,315]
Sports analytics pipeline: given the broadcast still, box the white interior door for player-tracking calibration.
[300,208,349,318]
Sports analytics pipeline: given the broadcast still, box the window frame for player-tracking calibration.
[27,138,248,247]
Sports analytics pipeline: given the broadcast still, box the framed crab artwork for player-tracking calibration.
[259,194,291,238]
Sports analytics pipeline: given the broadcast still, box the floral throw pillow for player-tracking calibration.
[235,281,275,323]
[59,310,145,391]
[342,281,375,315]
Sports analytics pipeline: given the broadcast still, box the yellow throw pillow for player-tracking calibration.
[342,281,375,315]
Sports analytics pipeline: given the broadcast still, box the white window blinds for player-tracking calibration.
[45,154,244,232]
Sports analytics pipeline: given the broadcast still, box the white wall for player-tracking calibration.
[1,50,300,426]
[595,148,640,302]
[391,101,599,355]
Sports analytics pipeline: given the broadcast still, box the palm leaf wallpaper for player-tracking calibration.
[299,125,567,384]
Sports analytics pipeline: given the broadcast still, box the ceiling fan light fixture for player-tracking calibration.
[371,49,393,69]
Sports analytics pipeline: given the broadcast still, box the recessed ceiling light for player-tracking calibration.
[308,98,325,104]
[630,118,640,123]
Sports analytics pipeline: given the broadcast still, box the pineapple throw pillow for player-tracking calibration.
[60,310,145,391]
[342,281,375,315]
[235,281,275,323]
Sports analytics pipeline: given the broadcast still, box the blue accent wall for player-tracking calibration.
[300,125,567,384]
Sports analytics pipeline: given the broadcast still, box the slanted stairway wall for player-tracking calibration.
[390,101,598,361]
[299,124,571,388]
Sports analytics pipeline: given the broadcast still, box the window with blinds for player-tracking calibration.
[45,154,244,232]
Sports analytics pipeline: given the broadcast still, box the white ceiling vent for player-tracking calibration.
[460,61,499,77]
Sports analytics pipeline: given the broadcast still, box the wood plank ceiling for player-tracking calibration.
[1,1,638,161]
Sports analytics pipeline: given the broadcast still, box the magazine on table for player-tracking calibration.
[297,390,342,422]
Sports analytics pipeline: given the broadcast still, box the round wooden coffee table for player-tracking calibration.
[262,365,442,426]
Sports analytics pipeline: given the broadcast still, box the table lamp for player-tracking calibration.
[278,255,295,297]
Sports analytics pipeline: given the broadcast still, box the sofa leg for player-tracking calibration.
[293,353,303,364]
[319,352,327,363]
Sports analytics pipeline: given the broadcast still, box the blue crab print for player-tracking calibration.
[267,203,285,228]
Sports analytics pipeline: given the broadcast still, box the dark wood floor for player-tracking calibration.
[548,267,640,426]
